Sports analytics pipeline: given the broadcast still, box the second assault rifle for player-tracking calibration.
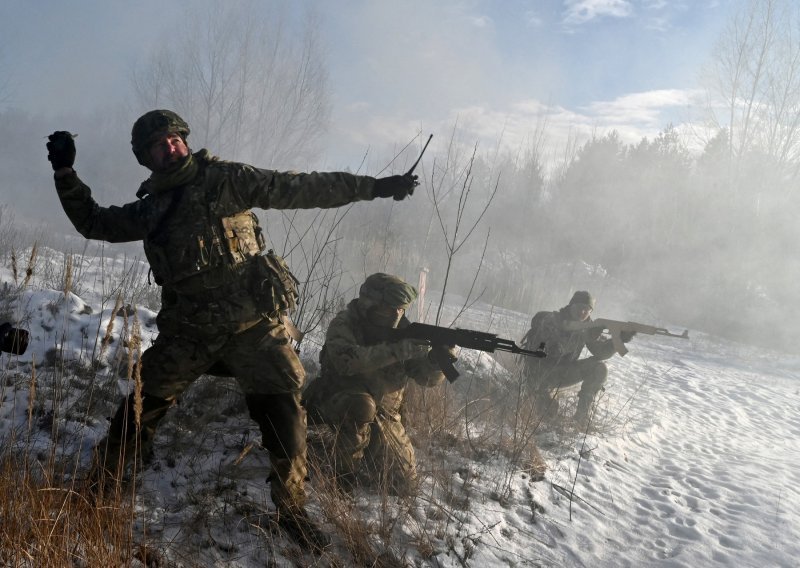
[387,322,546,382]
[562,318,689,357]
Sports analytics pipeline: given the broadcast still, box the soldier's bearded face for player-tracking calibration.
[367,303,405,328]
[148,133,189,172]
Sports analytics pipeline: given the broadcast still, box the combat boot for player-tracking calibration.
[574,398,592,430]
[276,506,331,551]
[83,439,130,500]
[527,445,548,482]
[534,392,559,422]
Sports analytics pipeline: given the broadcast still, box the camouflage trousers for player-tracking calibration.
[526,356,608,420]
[96,316,308,510]
[304,383,417,496]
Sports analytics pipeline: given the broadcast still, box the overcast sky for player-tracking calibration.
[0,0,736,168]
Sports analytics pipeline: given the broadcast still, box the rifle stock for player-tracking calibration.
[389,322,546,382]
[563,318,689,356]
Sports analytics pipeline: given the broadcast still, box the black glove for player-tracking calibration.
[46,131,77,170]
[373,173,418,201]
[620,330,636,343]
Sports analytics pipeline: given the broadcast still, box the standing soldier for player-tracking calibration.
[521,291,635,427]
[45,111,417,549]
[303,273,455,496]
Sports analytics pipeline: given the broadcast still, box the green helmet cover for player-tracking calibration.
[359,273,418,309]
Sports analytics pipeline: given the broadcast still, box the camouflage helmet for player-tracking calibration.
[359,273,418,310]
[569,290,596,309]
[131,110,190,166]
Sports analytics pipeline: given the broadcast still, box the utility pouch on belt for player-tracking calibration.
[253,249,300,316]
[221,211,265,264]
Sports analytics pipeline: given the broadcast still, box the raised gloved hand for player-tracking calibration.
[373,173,418,201]
[46,131,77,171]
[391,338,430,361]
[620,330,637,343]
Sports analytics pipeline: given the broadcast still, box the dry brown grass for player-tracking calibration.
[0,452,139,567]
[307,428,408,567]
[0,245,150,567]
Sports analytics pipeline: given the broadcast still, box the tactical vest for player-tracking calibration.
[141,159,265,288]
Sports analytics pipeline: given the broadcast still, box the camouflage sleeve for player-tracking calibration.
[324,315,406,376]
[54,172,147,243]
[527,311,569,359]
[233,165,377,210]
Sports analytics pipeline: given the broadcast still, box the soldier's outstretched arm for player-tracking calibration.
[47,131,146,243]
[239,166,417,211]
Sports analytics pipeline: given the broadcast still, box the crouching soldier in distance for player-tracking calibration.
[303,273,455,496]
[45,110,418,550]
[520,291,634,428]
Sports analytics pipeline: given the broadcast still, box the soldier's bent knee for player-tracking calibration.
[340,393,377,424]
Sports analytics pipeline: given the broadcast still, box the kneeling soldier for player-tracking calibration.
[304,273,454,496]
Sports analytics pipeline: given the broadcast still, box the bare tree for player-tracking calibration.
[704,0,800,174]
[132,1,329,169]
[426,129,499,327]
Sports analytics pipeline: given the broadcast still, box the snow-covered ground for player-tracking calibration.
[1,254,798,567]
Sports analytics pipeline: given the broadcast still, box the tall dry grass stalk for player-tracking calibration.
[63,253,73,298]
[131,308,143,429]
[22,243,38,289]
[11,248,18,284]
[97,292,123,364]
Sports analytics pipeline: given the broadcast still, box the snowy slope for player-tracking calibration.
[1,262,798,567]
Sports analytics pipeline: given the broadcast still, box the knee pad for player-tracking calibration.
[323,392,377,426]
[246,393,306,459]
[341,393,377,425]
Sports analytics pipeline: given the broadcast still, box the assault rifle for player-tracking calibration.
[0,322,30,355]
[562,318,689,356]
[388,322,546,382]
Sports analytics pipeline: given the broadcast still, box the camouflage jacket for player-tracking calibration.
[319,300,445,417]
[521,306,615,368]
[54,150,377,335]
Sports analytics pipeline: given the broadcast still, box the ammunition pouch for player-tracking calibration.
[221,211,265,264]
[253,250,300,317]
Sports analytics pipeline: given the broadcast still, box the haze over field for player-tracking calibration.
[0,0,798,350]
